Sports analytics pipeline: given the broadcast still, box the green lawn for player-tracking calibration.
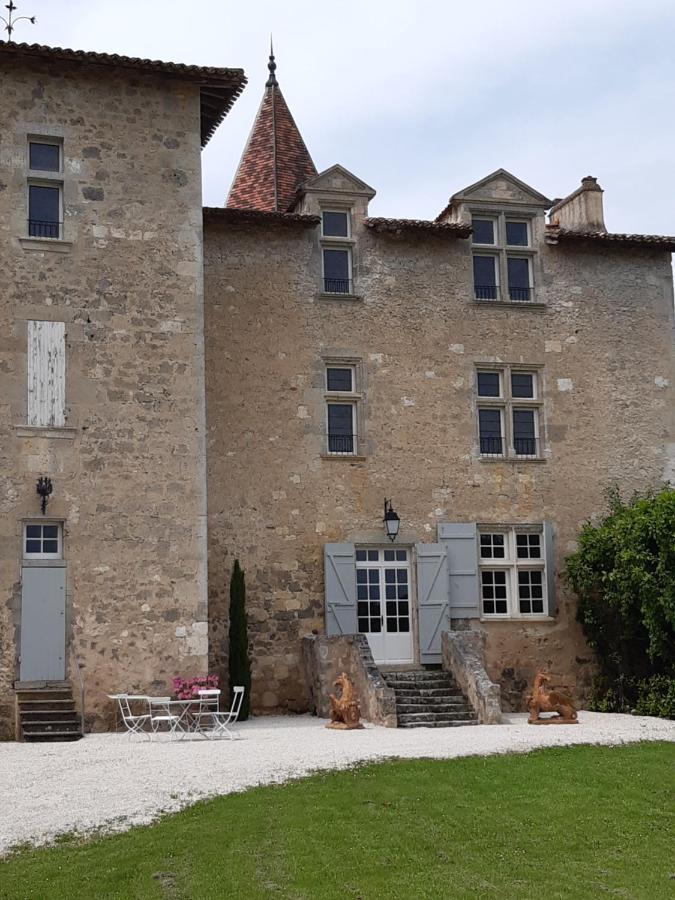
[1,743,673,899]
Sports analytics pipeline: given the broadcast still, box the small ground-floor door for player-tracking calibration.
[356,547,414,665]
[20,566,66,681]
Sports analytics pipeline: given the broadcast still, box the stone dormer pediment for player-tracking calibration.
[302,165,376,199]
[437,169,551,222]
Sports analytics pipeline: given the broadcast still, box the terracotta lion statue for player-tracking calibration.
[527,671,578,724]
[326,672,363,730]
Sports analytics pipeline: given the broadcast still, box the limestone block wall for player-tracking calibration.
[204,210,674,715]
[0,58,208,735]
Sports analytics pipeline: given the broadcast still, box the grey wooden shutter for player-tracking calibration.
[416,543,450,664]
[543,520,556,617]
[27,320,66,427]
[324,543,357,635]
[438,522,480,618]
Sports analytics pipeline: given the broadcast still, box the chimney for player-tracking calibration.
[548,176,606,233]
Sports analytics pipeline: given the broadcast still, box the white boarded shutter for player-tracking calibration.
[416,543,450,664]
[324,543,357,635]
[543,520,556,617]
[27,320,66,427]
[438,522,480,618]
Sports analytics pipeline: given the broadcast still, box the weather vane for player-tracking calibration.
[1,2,36,42]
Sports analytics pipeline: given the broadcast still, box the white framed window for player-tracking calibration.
[23,522,62,559]
[323,360,361,456]
[321,208,354,295]
[472,213,535,302]
[476,366,543,459]
[27,137,63,239]
[478,526,546,618]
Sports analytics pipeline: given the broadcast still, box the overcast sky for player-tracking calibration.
[14,0,675,233]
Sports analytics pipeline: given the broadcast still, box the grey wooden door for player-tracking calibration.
[20,567,65,681]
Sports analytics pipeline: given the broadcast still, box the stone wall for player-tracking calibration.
[0,57,208,736]
[302,633,397,726]
[203,194,674,714]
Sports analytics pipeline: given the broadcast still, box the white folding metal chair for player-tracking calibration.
[108,694,151,739]
[148,696,182,737]
[196,686,245,740]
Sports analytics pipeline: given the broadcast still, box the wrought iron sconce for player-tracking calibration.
[383,498,401,542]
[36,476,53,515]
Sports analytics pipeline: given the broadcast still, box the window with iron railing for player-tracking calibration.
[476,367,543,460]
[27,138,64,240]
[471,214,536,303]
[324,362,362,456]
[321,210,354,295]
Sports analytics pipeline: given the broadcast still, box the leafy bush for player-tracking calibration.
[566,486,675,718]
[229,559,251,720]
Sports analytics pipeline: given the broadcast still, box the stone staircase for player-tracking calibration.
[15,682,83,742]
[382,669,477,728]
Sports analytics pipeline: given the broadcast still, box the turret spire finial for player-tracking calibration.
[266,35,278,87]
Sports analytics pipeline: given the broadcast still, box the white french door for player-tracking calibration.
[356,547,414,664]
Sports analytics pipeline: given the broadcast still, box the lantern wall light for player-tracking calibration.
[383,498,401,542]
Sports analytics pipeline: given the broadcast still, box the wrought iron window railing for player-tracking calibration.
[479,435,504,457]
[323,277,353,295]
[474,284,498,300]
[509,286,532,302]
[327,434,357,455]
[513,436,539,457]
[28,219,62,239]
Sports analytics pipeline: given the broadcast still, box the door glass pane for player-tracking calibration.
[323,248,350,293]
[513,409,536,456]
[326,367,353,392]
[507,257,530,301]
[477,372,500,397]
[472,219,494,244]
[506,221,528,246]
[473,255,497,299]
[322,211,349,237]
[29,185,60,237]
[478,408,503,456]
[29,142,60,172]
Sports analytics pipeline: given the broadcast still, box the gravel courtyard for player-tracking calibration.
[1,711,673,855]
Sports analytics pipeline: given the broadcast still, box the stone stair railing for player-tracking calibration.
[441,631,502,724]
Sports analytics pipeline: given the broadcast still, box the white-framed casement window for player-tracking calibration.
[27,138,63,239]
[321,209,353,295]
[471,213,535,303]
[476,366,542,459]
[478,525,546,617]
[23,522,62,559]
[27,320,66,427]
[324,362,360,455]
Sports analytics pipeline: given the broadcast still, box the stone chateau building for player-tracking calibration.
[1,41,673,737]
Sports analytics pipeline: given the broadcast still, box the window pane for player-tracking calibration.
[477,372,500,397]
[384,550,395,562]
[43,540,58,554]
[26,540,41,554]
[43,525,58,539]
[511,373,534,398]
[513,409,536,456]
[506,221,528,246]
[323,248,350,294]
[395,550,406,561]
[355,550,367,561]
[479,408,502,456]
[322,211,349,237]
[326,367,353,392]
[26,525,41,538]
[472,219,494,244]
[29,142,60,172]
[327,403,353,453]
[29,185,60,237]
[507,257,530,301]
[473,255,497,299]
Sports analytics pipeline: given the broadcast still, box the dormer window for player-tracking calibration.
[321,209,353,295]
[471,213,535,303]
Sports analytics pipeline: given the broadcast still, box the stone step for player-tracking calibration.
[20,708,80,722]
[398,710,476,725]
[398,719,478,728]
[23,731,82,742]
[22,719,81,734]
[386,680,460,691]
[385,673,456,684]
[389,688,464,699]
[15,690,72,702]
[396,702,471,715]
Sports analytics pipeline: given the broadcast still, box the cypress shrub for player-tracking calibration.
[228,559,251,720]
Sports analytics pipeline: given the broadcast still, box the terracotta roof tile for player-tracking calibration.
[365,217,471,238]
[546,225,675,252]
[227,55,316,211]
[204,207,319,228]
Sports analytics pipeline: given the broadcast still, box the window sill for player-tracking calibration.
[19,236,73,253]
[472,299,546,310]
[316,292,363,302]
[478,456,547,464]
[480,616,555,624]
[21,558,67,568]
[15,425,77,440]
[320,453,367,462]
